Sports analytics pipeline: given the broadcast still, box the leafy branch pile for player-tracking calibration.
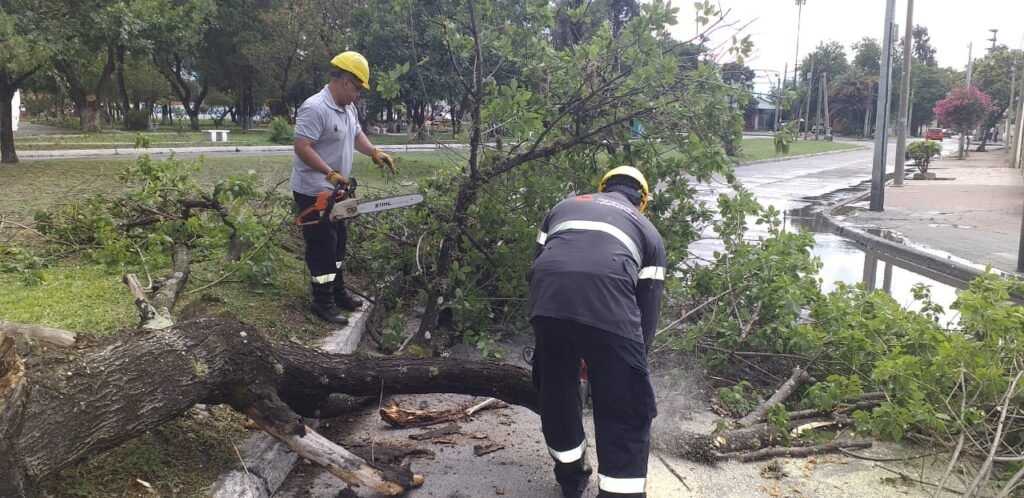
[14,154,292,294]
[661,193,1024,495]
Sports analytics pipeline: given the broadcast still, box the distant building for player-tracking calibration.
[744,96,776,132]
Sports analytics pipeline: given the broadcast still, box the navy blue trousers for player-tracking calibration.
[294,192,348,302]
[531,316,657,497]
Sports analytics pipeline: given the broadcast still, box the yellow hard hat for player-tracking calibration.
[599,165,650,212]
[330,51,370,89]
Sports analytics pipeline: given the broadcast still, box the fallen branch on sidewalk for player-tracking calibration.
[380,397,506,428]
[734,441,872,462]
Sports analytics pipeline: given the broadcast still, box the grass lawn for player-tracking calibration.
[0,151,459,221]
[735,138,863,163]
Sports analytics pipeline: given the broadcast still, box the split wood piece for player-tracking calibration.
[737,367,810,427]
[251,418,422,495]
[409,423,462,441]
[0,321,77,347]
[380,397,506,429]
[735,440,873,462]
[473,443,505,456]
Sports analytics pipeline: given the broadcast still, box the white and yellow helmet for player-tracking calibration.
[599,165,650,212]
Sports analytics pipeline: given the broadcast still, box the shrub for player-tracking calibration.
[267,117,294,145]
[907,140,942,173]
[124,110,152,131]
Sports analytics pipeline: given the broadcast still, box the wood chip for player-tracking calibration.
[474,443,505,456]
[409,423,461,441]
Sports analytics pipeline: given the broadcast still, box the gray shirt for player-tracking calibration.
[291,86,362,196]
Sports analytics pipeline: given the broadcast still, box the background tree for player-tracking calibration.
[971,48,1023,151]
[242,0,327,122]
[851,37,881,74]
[800,41,849,128]
[149,0,218,131]
[828,67,874,136]
[0,3,51,163]
[908,63,953,135]
[934,86,993,158]
[50,0,144,132]
[911,25,937,67]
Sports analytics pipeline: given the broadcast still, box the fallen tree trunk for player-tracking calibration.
[0,318,537,497]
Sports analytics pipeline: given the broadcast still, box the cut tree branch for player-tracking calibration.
[737,367,810,427]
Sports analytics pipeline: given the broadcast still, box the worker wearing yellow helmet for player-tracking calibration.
[528,165,665,498]
[291,51,396,324]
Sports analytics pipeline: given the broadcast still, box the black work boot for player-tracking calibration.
[311,283,349,325]
[334,277,363,311]
[554,456,592,498]
[334,290,363,311]
[310,301,349,325]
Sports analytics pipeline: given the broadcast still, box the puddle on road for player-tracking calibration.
[785,207,963,325]
[687,196,967,327]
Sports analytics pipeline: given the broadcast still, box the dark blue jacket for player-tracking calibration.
[528,191,666,348]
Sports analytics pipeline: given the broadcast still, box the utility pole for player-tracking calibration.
[793,0,806,89]
[804,58,815,139]
[966,42,974,87]
[893,0,914,187]
[870,0,897,212]
[821,72,831,137]
[783,62,789,122]
[1006,65,1016,145]
[773,73,781,132]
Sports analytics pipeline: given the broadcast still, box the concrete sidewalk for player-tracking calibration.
[837,149,1023,276]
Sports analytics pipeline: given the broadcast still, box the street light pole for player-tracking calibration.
[893,0,914,187]
[793,0,806,89]
[870,0,897,211]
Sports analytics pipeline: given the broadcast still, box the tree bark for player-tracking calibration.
[0,88,17,164]
[1,65,41,163]
[0,318,536,497]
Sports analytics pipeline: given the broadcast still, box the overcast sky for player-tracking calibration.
[667,0,1024,89]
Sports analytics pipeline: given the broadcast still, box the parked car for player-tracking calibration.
[925,128,944,141]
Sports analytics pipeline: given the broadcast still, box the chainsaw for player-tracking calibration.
[295,177,424,226]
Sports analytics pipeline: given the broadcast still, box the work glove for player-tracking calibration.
[326,170,350,187]
[371,148,396,174]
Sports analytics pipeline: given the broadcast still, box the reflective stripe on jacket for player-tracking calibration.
[527,191,666,347]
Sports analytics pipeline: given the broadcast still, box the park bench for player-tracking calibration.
[207,129,230,142]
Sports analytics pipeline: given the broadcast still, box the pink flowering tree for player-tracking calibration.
[934,86,994,159]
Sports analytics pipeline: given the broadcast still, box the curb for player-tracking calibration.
[17,143,475,159]
[19,146,294,158]
[206,304,371,498]
[735,144,869,167]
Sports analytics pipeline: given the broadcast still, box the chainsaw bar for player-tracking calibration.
[358,194,424,214]
[329,193,424,221]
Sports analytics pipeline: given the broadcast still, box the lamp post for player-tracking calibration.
[793,0,806,88]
